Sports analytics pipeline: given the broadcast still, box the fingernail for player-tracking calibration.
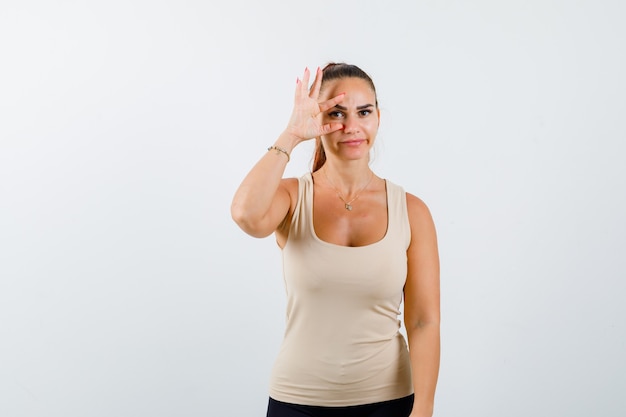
[296,77,300,84]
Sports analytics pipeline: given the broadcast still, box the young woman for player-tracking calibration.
[231,63,440,417]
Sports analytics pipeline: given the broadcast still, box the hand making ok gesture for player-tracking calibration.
[283,67,346,144]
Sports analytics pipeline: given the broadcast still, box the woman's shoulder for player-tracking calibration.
[404,191,436,236]
[281,176,300,188]
[280,173,315,208]
[279,177,300,201]
[280,173,311,192]
[383,179,428,209]
[405,191,430,212]
[382,178,433,223]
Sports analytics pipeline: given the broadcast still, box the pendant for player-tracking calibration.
[345,203,353,211]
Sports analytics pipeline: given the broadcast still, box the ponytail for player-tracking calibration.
[312,138,326,172]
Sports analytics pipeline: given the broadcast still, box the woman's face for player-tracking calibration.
[318,77,380,163]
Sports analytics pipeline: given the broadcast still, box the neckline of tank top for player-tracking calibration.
[307,172,390,249]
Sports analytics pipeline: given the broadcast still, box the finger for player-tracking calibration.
[309,67,322,99]
[319,122,344,135]
[294,76,302,101]
[294,68,309,101]
[301,67,310,96]
[318,92,345,112]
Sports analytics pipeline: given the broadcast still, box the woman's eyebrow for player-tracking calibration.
[333,104,375,111]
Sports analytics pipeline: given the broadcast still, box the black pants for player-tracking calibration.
[266,394,414,417]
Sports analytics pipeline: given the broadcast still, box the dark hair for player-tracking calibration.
[312,63,378,172]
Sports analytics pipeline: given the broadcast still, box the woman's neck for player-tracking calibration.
[320,160,374,195]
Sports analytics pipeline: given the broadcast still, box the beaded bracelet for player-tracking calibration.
[267,145,290,162]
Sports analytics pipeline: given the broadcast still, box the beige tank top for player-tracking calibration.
[268,173,414,406]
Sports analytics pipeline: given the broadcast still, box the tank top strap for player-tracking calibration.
[385,179,412,250]
[288,173,314,240]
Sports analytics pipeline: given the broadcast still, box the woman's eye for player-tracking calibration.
[359,110,371,116]
[328,111,344,118]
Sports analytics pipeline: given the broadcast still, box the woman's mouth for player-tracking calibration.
[340,139,367,146]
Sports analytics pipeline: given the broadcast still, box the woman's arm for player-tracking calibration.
[230,132,299,238]
[231,67,344,238]
[404,193,440,417]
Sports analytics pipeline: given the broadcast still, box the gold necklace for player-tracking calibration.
[323,168,375,211]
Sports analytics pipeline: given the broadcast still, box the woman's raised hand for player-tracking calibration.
[283,67,345,144]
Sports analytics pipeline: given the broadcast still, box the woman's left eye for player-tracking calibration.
[359,110,371,116]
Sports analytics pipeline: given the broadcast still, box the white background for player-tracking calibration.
[1,1,625,416]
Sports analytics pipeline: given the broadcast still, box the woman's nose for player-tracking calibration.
[343,116,360,134]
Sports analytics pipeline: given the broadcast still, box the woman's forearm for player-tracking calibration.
[407,323,440,417]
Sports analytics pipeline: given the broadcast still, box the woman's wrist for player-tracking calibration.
[410,401,434,417]
[267,145,290,162]
[265,132,301,164]
[274,131,301,154]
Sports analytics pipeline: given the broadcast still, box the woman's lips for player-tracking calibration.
[340,139,367,146]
